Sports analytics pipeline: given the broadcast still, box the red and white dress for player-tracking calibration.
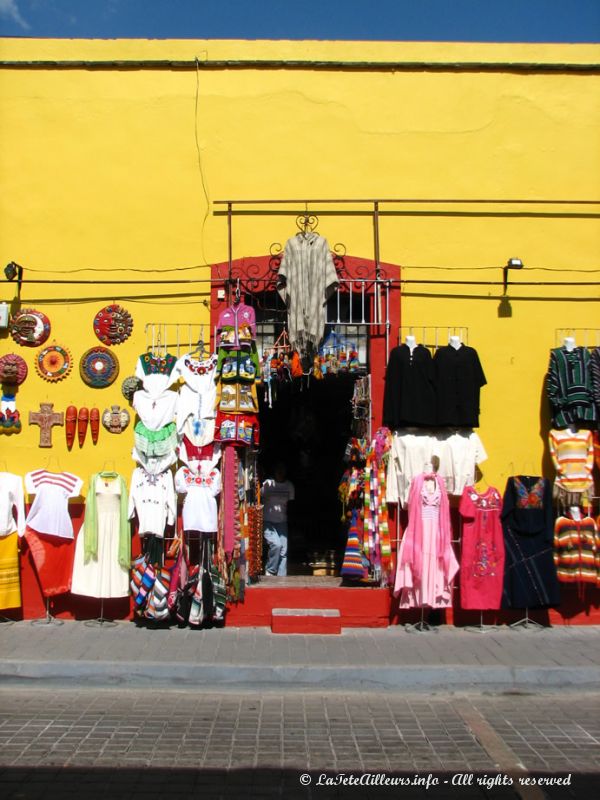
[24,470,83,596]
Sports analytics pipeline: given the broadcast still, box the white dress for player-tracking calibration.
[0,473,25,537]
[175,353,218,434]
[128,467,177,537]
[175,464,221,532]
[25,470,83,539]
[71,476,129,598]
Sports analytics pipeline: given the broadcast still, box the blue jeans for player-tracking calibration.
[264,521,288,576]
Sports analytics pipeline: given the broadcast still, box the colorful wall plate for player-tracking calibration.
[35,344,73,382]
[79,346,120,388]
[93,304,134,345]
[10,308,51,347]
[0,353,28,385]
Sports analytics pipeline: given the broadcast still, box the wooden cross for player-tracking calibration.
[29,403,64,448]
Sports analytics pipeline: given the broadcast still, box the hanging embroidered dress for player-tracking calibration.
[459,486,504,610]
[501,476,560,608]
[0,472,25,609]
[394,473,458,608]
[71,473,130,599]
[174,353,218,436]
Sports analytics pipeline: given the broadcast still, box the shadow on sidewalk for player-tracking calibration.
[0,766,593,799]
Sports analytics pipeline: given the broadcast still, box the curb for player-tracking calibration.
[1,660,599,691]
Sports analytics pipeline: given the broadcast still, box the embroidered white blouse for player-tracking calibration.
[174,464,221,533]
[25,470,83,539]
[132,389,177,431]
[128,467,177,538]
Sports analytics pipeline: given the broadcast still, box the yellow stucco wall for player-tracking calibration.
[1,39,599,490]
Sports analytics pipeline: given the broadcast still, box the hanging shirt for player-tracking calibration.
[546,346,596,429]
[553,514,599,585]
[278,233,339,351]
[433,345,487,427]
[174,353,218,432]
[433,430,488,496]
[175,464,222,532]
[128,467,177,538]
[135,352,178,397]
[383,344,436,429]
[0,472,25,537]
[25,470,83,540]
[132,389,177,431]
[549,428,594,495]
[216,303,256,350]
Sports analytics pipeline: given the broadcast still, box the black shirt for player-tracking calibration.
[433,345,486,427]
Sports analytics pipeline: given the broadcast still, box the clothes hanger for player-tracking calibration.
[44,455,61,472]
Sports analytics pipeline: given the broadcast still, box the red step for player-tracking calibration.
[271,608,342,634]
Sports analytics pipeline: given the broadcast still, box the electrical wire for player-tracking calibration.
[195,55,212,268]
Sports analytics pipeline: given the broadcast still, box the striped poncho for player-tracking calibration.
[546,346,596,429]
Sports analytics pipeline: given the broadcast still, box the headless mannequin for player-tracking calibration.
[563,336,576,352]
[569,505,582,522]
[449,335,462,350]
[405,335,417,353]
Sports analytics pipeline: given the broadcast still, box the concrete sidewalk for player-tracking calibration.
[0,621,598,692]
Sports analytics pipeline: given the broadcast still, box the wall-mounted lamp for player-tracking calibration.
[4,261,23,282]
[502,257,524,295]
[498,257,524,318]
[4,261,24,296]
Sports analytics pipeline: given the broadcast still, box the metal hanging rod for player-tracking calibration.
[1,59,599,74]
[214,198,600,206]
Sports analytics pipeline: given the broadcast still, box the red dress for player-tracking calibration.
[459,486,505,610]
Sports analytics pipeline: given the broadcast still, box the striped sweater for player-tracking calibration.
[553,515,600,585]
[546,346,596,429]
[549,428,594,494]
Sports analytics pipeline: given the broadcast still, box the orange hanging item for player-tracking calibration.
[65,405,77,450]
[90,407,100,444]
[77,407,89,447]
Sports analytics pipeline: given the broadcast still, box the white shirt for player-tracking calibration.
[128,467,176,538]
[386,431,437,508]
[0,472,25,537]
[433,430,488,496]
[25,470,83,539]
[132,389,177,431]
[131,447,177,476]
[262,479,295,523]
[175,464,221,532]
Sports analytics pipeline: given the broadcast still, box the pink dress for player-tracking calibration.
[394,474,459,608]
[459,486,505,610]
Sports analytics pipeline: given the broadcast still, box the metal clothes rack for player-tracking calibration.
[555,329,600,347]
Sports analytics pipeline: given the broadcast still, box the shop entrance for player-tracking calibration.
[210,250,400,580]
[258,371,360,574]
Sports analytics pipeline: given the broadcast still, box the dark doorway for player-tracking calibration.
[258,373,358,574]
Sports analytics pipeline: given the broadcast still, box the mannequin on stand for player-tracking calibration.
[449,335,462,350]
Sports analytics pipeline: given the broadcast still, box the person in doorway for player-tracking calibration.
[262,462,295,577]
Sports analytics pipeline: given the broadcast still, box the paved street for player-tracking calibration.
[0,687,598,799]
[1,622,599,797]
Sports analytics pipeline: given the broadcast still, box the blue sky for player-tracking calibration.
[0,0,599,42]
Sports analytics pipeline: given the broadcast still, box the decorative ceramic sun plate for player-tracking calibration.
[35,344,73,382]
[121,375,143,403]
[0,353,28,385]
[10,308,51,347]
[93,304,134,345]
[79,346,120,388]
